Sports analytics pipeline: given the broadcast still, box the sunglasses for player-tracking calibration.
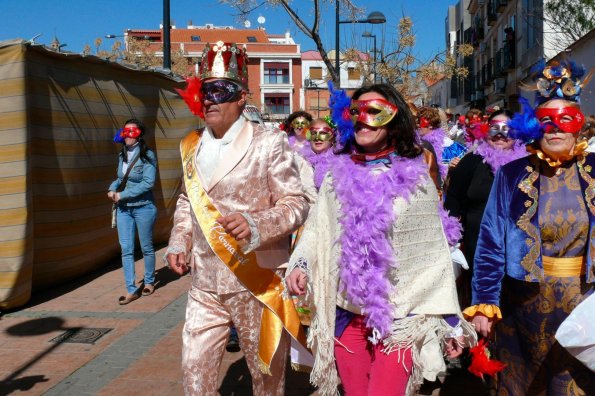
[306,127,335,142]
[201,79,243,104]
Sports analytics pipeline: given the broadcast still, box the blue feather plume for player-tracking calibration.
[509,97,543,144]
[327,81,354,147]
[113,128,125,144]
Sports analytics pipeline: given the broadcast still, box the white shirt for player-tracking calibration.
[197,116,245,185]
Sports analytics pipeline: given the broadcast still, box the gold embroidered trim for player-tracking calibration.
[516,163,543,282]
[577,155,595,216]
[576,155,595,269]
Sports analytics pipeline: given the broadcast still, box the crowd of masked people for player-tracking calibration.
[111,38,594,395]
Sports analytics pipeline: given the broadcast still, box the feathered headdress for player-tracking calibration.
[328,81,354,147]
[322,114,337,130]
[176,77,204,119]
[508,97,543,144]
[467,121,489,142]
[526,58,592,105]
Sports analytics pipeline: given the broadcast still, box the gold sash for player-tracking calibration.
[542,256,586,277]
[180,130,307,373]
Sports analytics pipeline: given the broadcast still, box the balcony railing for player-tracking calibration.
[494,49,504,76]
[503,43,515,70]
[464,76,472,102]
[482,65,489,87]
[463,27,474,45]
[487,58,494,82]
[496,0,508,12]
[450,77,458,99]
[487,0,497,25]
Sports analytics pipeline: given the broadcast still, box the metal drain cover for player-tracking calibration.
[50,327,112,344]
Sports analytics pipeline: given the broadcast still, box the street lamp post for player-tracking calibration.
[362,32,377,84]
[163,0,171,70]
[335,4,386,88]
[305,79,322,117]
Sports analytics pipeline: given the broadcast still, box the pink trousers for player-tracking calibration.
[334,315,413,396]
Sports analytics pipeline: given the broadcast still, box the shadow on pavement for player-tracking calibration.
[218,356,317,395]
[0,317,66,395]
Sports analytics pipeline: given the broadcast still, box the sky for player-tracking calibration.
[1,0,457,64]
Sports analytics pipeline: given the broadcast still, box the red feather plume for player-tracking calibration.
[467,121,489,141]
[468,339,506,380]
[176,77,204,119]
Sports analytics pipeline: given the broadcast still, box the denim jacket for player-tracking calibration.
[108,149,157,207]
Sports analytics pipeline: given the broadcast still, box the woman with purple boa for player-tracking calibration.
[298,116,336,189]
[285,83,476,396]
[281,110,318,204]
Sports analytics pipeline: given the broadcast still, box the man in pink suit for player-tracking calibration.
[166,41,311,395]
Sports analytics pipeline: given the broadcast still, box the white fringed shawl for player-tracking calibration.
[288,174,477,395]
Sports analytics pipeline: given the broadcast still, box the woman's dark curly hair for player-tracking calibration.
[339,84,423,159]
[119,118,154,164]
[283,111,313,136]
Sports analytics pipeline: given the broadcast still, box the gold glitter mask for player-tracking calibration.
[291,117,310,130]
[349,99,398,127]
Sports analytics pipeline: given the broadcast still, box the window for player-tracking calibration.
[191,35,201,41]
[247,36,257,42]
[309,67,323,80]
[524,0,538,49]
[264,94,290,115]
[309,97,321,111]
[264,62,290,84]
[348,67,361,80]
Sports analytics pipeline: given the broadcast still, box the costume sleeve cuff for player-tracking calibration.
[240,212,260,253]
[163,243,187,267]
[463,304,502,320]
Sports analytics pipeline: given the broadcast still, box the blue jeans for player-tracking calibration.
[116,203,157,294]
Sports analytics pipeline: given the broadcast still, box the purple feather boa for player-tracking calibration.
[297,146,335,189]
[438,205,463,247]
[419,128,448,180]
[474,140,528,173]
[331,153,428,340]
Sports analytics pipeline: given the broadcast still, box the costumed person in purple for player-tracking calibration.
[286,83,476,396]
[444,109,527,305]
[166,41,311,396]
[283,110,313,151]
[464,58,595,394]
[299,116,337,189]
[417,106,467,189]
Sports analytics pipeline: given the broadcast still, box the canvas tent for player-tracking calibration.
[0,39,199,309]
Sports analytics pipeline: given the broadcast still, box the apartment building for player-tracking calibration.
[446,0,571,113]
[125,23,302,123]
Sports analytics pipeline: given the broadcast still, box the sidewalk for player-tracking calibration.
[0,248,483,395]
[0,247,315,395]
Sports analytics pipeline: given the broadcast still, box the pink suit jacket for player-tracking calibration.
[168,119,311,294]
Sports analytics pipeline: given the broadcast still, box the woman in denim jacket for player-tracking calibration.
[108,119,158,305]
